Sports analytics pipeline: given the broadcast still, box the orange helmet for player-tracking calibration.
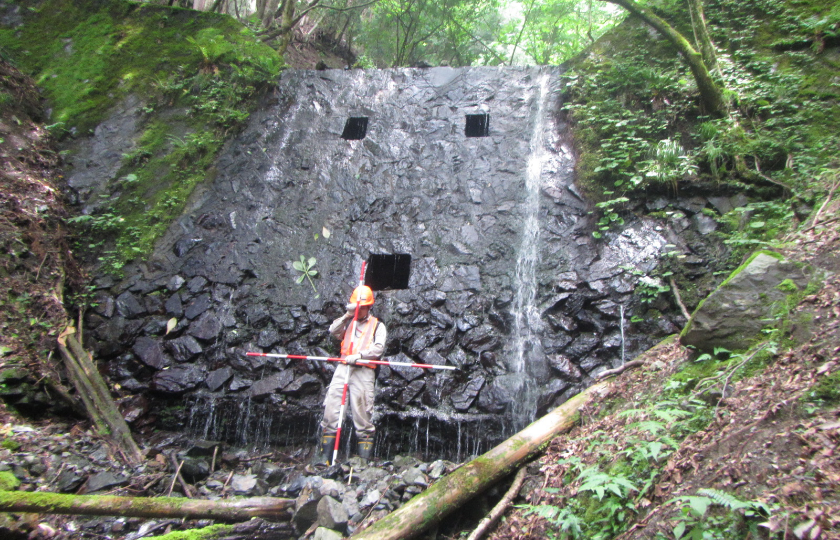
[347,285,375,307]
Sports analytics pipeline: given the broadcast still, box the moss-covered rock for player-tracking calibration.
[0,471,21,491]
[680,250,811,352]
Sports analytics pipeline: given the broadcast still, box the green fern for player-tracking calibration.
[519,504,584,539]
[577,467,638,500]
[652,407,691,423]
[697,488,750,511]
[628,420,666,434]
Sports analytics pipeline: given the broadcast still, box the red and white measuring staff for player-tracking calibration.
[245,352,457,371]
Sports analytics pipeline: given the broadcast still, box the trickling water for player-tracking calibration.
[508,72,552,430]
[620,304,626,365]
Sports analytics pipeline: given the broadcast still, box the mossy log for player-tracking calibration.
[57,327,143,465]
[352,381,612,540]
[0,491,295,521]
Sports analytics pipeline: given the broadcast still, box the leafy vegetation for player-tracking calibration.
[563,0,840,247]
[666,488,773,540]
[520,395,715,539]
[0,0,282,276]
[516,336,804,539]
[292,255,320,298]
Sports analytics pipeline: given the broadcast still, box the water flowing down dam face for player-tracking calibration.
[87,67,679,460]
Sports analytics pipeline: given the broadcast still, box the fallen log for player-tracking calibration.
[143,518,295,540]
[0,491,295,521]
[57,327,143,466]
[352,381,612,540]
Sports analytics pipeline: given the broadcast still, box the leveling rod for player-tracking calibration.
[245,352,457,371]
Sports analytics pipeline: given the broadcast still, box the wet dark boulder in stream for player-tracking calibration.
[70,67,730,459]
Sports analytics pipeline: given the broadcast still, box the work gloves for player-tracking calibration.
[344,354,361,365]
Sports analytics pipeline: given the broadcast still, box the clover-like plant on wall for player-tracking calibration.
[292,255,319,298]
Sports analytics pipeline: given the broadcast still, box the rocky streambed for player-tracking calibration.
[0,420,471,540]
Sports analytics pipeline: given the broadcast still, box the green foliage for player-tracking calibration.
[561,49,695,198]
[521,397,713,540]
[497,0,618,65]
[642,138,697,193]
[1,0,282,274]
[522,502,584,539]
[591,196,629,238]
[0,0,280,134]
[357,0,501,67]
[666,488,774,540]
[805,369,840,404]
[577,466,637,500]
[292,255,320,298]
[144,523,232,540]
[0,470,21,491]
[635,275,671,305]
[562,0,839,260]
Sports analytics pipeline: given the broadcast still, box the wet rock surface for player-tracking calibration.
[67,67,729,457]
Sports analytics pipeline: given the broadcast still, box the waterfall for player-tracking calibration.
[507,72,552,430]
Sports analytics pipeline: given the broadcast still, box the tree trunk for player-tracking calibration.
[262,0,281,28]
[351,381,612,540]
[0,492,294,521]
[255,0,268,23]
[57,327,143,466]
[686,0,718,74]
[268,0,296,57]
[602,0,728,117]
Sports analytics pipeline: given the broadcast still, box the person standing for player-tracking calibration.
[320,285,387,463]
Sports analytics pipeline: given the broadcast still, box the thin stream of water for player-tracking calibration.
[509,72,551,430]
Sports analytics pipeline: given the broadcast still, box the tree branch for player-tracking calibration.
[508,0,538,65]
[352,381,612,540]
[318,0,380,12]
[448,14,506,65]
[0,492,294,521]
[466,466,529,540]
[595,359,645,380]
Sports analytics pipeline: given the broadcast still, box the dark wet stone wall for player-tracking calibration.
[81,67,711,459]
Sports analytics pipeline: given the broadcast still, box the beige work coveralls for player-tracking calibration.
[321,313,387,438]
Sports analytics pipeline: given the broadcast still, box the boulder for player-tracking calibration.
[133,337,170,370]
[451,376,485,411]
[152,365,205,393]
[317,495,349,530]
[84,472,128,493]
[165,335,203,362]
[116,291,146,318]
[250,371,295,399]
[313,528,343,540]
[681,251,810,352]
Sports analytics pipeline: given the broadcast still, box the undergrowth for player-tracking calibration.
[0,0,282,277]
[562,0,839,255]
